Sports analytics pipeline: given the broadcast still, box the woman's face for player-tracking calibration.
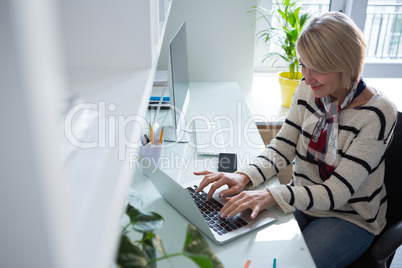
[300,59,345,101]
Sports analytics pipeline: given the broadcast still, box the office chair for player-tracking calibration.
[349,111,402,268]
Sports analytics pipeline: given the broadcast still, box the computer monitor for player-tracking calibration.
[163,22,190,142]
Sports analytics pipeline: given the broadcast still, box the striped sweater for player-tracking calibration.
[239,80,397,235]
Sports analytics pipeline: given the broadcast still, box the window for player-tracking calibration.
[365,1,402,61]
[254,0,402,78]
[344,0,402,77]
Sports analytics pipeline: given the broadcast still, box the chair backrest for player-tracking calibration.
[383,111,402,232]
[383,112,402,232]
[349,111,402,267]
[366,111,402,268]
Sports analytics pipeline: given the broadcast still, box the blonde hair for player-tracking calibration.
[297,11,366,89]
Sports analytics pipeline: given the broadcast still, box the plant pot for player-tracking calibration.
[278,71,303,108]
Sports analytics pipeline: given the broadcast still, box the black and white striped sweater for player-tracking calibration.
[239,80,397,235]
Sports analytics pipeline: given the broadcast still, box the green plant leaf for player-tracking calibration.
[290,29,298,40]
[126,205,164,233]
[117,235,148,268]
[284,32,292,45]
[183,252,214,268]
[277,9,287,21]
[300,13,309,28]
[251,6,274,28]
[282,25,290,33]
[288,12,296,28]
[183,225,224,268]
[141,232,156,261]
[142,233,156,268]
[294,7,300,25]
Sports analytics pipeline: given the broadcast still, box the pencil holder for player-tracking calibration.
[139,141,163,176]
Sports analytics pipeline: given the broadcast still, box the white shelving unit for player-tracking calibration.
[0,0,172,267]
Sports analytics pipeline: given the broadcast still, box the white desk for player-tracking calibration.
[131,82,316,267]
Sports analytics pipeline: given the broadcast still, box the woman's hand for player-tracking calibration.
[220,189,277,219]
[193,170,251,201]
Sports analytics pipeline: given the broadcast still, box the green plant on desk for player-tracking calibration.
[116,204,223,268]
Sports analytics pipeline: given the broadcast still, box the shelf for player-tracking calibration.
[3,0,172,266]
[59,0,173,267]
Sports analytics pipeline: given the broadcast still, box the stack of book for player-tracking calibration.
[148,96,170,109]
[150,70,170,109]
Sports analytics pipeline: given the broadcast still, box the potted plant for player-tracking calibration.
[117,204,223,268]
[252,0,310,107]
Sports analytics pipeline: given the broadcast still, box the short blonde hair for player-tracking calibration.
[297,11,366,89]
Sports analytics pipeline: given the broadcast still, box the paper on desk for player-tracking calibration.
[244,260,301,268]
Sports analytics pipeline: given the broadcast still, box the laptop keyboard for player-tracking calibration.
[186,185,248,235]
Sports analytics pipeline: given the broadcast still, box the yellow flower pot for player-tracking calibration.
[278,71,303,108]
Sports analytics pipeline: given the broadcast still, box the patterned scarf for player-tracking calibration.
[307,78,366,181]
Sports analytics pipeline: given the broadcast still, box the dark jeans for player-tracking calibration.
[294,210,375,268]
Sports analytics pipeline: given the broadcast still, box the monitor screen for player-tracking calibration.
[164,22,190,142]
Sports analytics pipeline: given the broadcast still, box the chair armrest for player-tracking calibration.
[371,220,402,268]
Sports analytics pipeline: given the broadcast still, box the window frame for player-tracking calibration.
[337,0,402,78]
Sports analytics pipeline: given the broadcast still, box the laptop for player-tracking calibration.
[145,164,277,244]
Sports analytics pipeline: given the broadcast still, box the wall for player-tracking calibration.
[157,0,257,94]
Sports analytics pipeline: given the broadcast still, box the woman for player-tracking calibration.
[195,12,397,267]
